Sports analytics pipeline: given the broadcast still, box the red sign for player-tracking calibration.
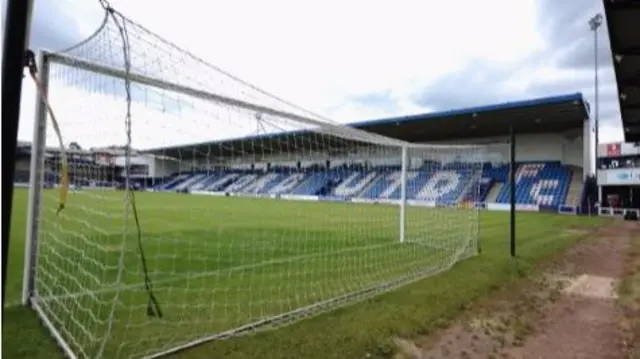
[606,143,621,157]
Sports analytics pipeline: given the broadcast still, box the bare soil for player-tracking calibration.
[392,220,639,359]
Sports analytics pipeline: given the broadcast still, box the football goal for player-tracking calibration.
[21,7,486,359]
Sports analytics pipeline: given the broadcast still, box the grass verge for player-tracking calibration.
[618,232,640,358]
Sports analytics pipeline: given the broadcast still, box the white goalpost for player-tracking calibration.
[21,8,486,359]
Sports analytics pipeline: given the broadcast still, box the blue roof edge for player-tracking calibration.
[146,92,586,152]
[350,92,586,128]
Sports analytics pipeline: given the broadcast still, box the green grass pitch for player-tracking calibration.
[3,188,610,359]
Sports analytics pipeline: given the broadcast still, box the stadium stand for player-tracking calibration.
[14,141,122,189]
[19,93,593,212]
[494,162,571,206]
[151,159,574,207]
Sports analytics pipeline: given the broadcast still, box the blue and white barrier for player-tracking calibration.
[186,190,554,213]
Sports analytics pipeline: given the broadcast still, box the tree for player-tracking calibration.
[69,142,82,151]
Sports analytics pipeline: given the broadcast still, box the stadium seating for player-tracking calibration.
[492,162,571,207]
[173,173,209,191]
[360,169,404,199]
[476,177,494,202]
[190,173,222,191]
[247,173,308,194]
[291,172,333,195]
[331,171,380,197]
[127,161,577,206]
[154,174,191,190]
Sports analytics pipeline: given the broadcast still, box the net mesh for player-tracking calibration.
[29,7,485,359]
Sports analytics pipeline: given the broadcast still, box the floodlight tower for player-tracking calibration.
[589,13,603,204]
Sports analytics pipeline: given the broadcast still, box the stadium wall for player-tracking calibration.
[435,133,583,168]
[189,148,404,170]
[597,168,640,186]
[113,155,154,167]
[597,142,640,157]
[152,157,180,178]
[189,190,546,214]
[15,157,30,172]
[178,133,584,172]
[103,154,179,178]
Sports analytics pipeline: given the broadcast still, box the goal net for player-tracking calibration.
[22,8,485,359]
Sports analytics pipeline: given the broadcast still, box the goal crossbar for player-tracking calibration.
[42,51,410,149]
[42,50,483,152]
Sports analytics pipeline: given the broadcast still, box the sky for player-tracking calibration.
[6,0,625,151]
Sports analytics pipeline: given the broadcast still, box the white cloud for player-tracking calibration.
[17,0,624,151]
[109,0,543,113]
[21,70,309,150]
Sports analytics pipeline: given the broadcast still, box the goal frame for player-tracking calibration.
[22,49,482,359]
[22,50,81,359]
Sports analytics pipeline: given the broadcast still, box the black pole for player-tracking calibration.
[509,125,516,257]
[2,0,35,308]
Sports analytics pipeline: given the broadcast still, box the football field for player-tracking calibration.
[3,188,611,359]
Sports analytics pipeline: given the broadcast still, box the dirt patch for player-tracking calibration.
[563,274,618,299]
[392,220,638,359]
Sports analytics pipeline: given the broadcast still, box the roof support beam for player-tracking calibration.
[603,0,640,142]
[619,78,640,88]
[606,0,640,10]
[618,47,640,56]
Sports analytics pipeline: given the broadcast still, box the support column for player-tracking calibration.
[509,125,516,257]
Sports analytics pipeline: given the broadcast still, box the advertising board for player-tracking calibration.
[598,168,640,185]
